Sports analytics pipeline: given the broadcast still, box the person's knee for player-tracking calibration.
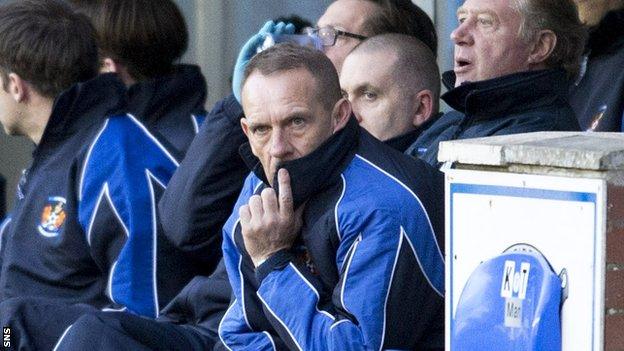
[54,313,115,351]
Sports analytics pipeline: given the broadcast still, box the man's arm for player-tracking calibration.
[217,174,288,350]
[158,94,248,264]
[257,210,445,350]
[241,171,444,349]
[218,241,284,351]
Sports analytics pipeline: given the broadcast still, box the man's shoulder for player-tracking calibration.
[423,110,465,137]
[339,142,439,215]
[406,110,464,157]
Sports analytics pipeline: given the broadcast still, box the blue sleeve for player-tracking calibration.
[78,114,179,318]
[255,209,443,350]
[218,234,279,351]
[217,175,281,350]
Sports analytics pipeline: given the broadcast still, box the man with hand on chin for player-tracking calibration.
[216,43,445,351]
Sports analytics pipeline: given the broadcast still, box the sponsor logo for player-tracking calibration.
[501,260,530,328]
[38,196,67,237]
[500,260,530,300]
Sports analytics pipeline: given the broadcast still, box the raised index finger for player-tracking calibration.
[277,168,294,216]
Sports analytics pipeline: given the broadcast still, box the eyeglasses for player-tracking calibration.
[305,26,367,47]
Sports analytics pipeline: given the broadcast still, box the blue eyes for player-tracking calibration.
[364,91,377,101]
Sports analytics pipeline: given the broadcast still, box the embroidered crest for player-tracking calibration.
[587,104,607,131]
[38,196,67,237]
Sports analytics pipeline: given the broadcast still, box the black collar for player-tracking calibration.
[239,117,359,209]
[441,69,569,120]
[383,113,440,152]
[126,64,207,123]
[36,73,126,150]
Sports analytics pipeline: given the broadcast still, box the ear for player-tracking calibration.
[101,57,119,73]
[412,90,435,127]
[8,73,28,103]
[330,98,351,133]
[528,30,557,67]
[240,117,250,138]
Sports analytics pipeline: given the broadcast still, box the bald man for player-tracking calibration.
[340,33,441,151]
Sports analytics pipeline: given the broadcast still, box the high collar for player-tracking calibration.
[383,113,440,152]
[441,69,569,120]
[587,8,624,56]
[36,73,126,150]
[125,64,207,123]
[239,117,360,209]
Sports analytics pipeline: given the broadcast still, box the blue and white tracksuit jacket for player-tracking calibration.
[0,66,208,318]
[217,118,446,350]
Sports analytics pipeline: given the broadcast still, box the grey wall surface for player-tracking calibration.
[0,0,457,211]
[0,132,32,213]
[175,0,332,106]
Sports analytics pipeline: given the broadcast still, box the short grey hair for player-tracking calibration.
[511,0,587,78]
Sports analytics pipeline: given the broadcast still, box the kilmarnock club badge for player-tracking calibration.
[38,196,67,237]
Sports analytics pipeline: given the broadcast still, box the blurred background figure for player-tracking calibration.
[569,0,624,131]
[70,0,207,154]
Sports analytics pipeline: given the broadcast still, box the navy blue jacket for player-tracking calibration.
[0,175,5,219]
[158,94,248,271]
[383,114,440,153]
[154,112,439,345]
[569,9,624,131]
[218,118,445,350]
[407,69,581,166]
[0,65,207,318]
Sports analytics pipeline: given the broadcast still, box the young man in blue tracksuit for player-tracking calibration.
[56,43,445,351]
[0,0,208,349]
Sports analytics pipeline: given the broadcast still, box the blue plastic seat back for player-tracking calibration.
[452,250,562,351]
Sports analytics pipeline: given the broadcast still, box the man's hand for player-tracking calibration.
[240,169,303,267]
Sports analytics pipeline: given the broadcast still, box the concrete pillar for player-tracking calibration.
[440,132,624,350]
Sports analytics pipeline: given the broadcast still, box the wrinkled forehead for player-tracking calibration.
[458,0,518,19]
[242,69,321,117]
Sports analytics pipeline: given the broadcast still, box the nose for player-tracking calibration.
[269,129,292,159]
[451,20,473,46]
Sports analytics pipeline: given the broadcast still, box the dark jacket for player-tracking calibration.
[0,175,5,219]
[0,66,208,318]
[406,69,581,166]
[153,94,250,345]
[384,114,440,152]
[127,65,208,156]
[158,94,248,271]
[569,8,624,131]
[218,118,445,350]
